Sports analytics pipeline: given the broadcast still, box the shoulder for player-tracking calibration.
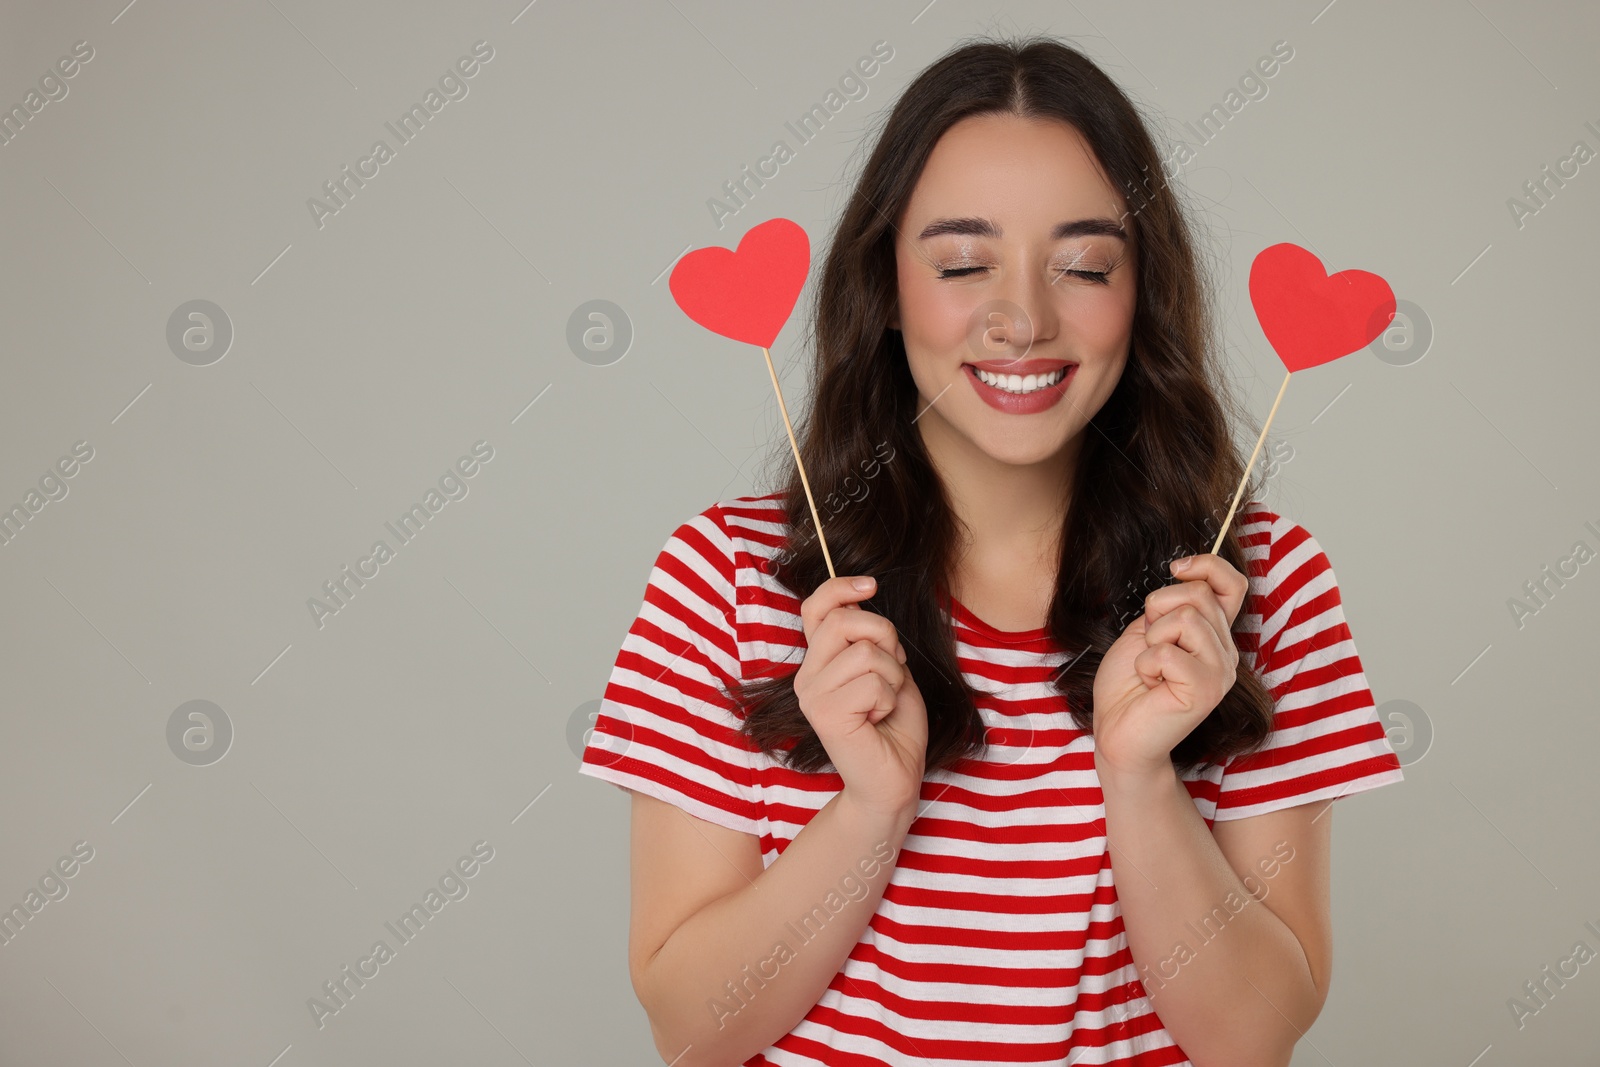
[684,494,812,676]
[1233,500,1338,613]
[704,491,791,557]
[659,491,798,625]
[663,492,790,576]
[1232,500,1354,677]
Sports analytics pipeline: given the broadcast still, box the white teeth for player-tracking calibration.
[973,366,1067,394]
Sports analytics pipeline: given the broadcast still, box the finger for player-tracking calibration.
[1134,641,1200,693]
[1163,554,1249,626]
[800,575,878,640]
[1150,582,1230,647]
[813,638,906,699]
[1144,603,1232,668]
[841,669,898,718]
[1139,637,1233,710]
[831,662,903,727]
[816,605,904,667]
[1145,569,1231,638]
[865,674,899,724]
[1141,583,1227,652]
[818,671,897,730]
[802,576,902,661]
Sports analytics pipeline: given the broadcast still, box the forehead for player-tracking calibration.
[903,112,1128,226]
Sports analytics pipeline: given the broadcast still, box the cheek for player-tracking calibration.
[898,274,973,346]
[1073,287,1137,347]
[919,300,972,349]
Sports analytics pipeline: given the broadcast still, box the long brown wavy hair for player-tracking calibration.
[727,34,1276,778]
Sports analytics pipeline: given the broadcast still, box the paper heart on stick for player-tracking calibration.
[667,217,839,579]
[1208,243,1397,557]
[669,217,810,348]
[1249,242,1395,372]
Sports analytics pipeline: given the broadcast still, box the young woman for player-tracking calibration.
[580,35,1404,1067]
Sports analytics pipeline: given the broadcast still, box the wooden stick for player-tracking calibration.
[1210,368,1293,555]
[761,346,836,578]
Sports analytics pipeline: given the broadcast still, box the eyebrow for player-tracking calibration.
[915,216,1128,242]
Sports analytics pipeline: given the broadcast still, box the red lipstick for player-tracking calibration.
[962,359,1076,414]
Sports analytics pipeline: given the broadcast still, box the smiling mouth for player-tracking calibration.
[968,364,1073,395]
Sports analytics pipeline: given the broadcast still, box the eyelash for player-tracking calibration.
[936,265,1112,285]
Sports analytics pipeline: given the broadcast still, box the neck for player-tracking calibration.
[917,416,1078,575]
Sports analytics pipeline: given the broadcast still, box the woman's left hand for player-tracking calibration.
[1091,553,1250,780]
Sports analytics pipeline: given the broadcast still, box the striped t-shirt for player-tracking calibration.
[578,492,1404,1066]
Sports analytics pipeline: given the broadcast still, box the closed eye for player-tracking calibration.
[935,265,1111,285]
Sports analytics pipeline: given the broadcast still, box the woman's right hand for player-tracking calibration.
[794,575,929,821]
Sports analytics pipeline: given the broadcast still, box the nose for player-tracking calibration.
[987,263,1059,359]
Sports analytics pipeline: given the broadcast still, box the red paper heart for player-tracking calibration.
[669,217,810,349]
[1249,243,1395,372]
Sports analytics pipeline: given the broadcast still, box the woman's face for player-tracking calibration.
[891,112,1138,470]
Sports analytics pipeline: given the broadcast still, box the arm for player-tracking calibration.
[630,788,916,1067]
[1096,754,1332,1067]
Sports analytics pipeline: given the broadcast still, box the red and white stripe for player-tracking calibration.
[580,493,1404,1065]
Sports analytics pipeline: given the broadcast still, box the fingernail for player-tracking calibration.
[1171,557,1191,573]
[852,576,875,591]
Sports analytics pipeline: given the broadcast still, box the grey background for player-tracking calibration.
[0,0,1595,1064]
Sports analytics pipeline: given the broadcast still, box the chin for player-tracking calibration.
[970,427,1076,468]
